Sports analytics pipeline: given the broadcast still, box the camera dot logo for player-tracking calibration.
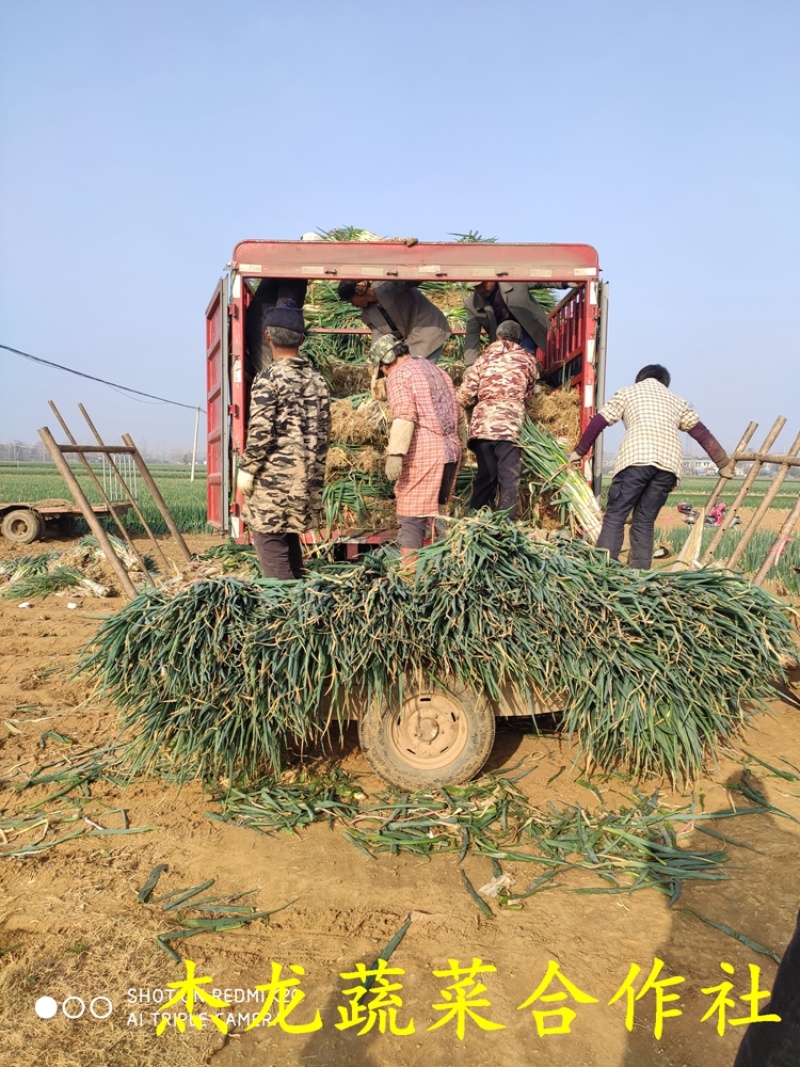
[35,997,59,1020]
[34,995,114,1021]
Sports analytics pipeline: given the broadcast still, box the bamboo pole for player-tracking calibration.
[731,453,800,467]
[122,433,193,563]
[37,426,138,599]
[701,422,758,513]
[191,406,200,483]
[754,492,800,586]
[57,445,136,454]
[701,417,786,566]
[47,402,157,584]
[725,428,800,571]
[76,404,172,574]
[669,508,706,571]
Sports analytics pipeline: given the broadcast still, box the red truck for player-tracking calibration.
[205,239,608,540]
[204,239,609,787]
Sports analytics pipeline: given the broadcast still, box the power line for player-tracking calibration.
[1,343,205,413]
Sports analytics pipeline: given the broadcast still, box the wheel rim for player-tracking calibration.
[9,518,32,537]
[385,690,470,772]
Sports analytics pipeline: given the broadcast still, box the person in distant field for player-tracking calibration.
[569,364,734,569]
[371,334,462,554]
[237,301,330,580]
[463,281,550,368]
[338,279,451,363]
[456,320,539,521]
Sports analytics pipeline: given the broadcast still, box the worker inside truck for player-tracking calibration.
[243,233,326,381]
[462,280,552,369]
[244,278,307,381]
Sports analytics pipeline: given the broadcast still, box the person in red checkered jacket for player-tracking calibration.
[370,334,463,556]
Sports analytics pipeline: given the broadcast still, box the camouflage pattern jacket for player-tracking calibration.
[239,357,331,534]
[456,339,539,442]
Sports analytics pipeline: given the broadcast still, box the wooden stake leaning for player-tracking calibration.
[47,400,157,584]
[701,417,786,566]
[38,404,194,600]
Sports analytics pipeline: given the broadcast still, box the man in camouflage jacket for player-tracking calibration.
[236,301,331,580]
[456,320,539,520]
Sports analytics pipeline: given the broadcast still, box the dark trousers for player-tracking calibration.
[252,531,305,580]
[469,440,522,520]
[597,465,677,569]
[733,910,800,1066]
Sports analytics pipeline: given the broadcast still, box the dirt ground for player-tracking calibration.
[1,526,799,1067]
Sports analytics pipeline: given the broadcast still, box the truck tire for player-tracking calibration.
[358,683,495,791]
[1,509,44,544]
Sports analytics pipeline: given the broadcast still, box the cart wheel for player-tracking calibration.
[358,683,495,791]
[1,509,44,544]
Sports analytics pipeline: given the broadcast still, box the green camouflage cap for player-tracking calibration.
[370,334,406,366]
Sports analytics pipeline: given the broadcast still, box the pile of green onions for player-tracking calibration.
[81,514,796,786]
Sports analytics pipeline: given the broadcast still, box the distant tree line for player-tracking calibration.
[0,440,198,465]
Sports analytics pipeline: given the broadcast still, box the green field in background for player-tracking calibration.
[1,464,797,538]
[0,462,209,534]
[667,476,798,508]
[599,476,799,511]
[1,463,797,593]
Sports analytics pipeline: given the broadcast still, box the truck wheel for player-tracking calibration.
[358,683,495,791]
[1,509,44,544]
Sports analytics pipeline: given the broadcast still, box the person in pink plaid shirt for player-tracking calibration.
[370,335,462,555]
[571,364,734,568]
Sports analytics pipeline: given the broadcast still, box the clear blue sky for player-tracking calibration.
[1,0,798,457]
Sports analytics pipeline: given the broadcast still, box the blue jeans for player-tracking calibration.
[597,465,676,568]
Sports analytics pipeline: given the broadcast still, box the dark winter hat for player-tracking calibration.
[264,299,305,334]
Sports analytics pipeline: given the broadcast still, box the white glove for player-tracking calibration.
[237,469,255,497]
[457,408,469,449]
[387,418,415,456]
[568,451,582,465]
[370,372,386,402]
[385,455,404,481]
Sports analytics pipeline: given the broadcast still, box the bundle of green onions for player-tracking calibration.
[0,552,83,599]
[81,514,796,786]
[519,418,603,542]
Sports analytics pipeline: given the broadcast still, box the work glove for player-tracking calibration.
[237,469,255,497]
[387,417,415,456]
[457,408,469,450]
[717,458,736,479]
[370,371,386,402]
[568,451,582,465]
[385,455,404,482]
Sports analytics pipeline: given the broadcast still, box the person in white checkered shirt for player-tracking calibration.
[570,365,735,568]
